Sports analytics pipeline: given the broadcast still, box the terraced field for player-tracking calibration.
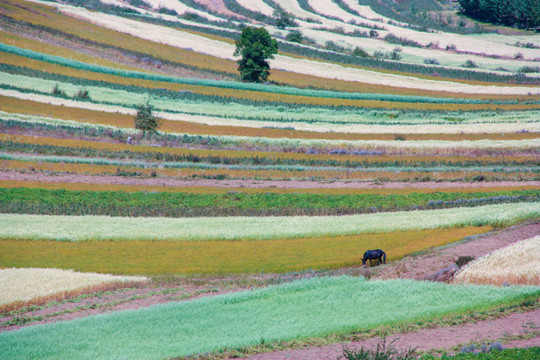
[0,0,538,359]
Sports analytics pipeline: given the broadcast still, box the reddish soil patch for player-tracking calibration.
[243,310,540,360]
[0,281,246,333]
[373,222,540,281]
[1,170,538,190]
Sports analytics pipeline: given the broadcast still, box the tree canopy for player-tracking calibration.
[134,100,161,133]
[234,27,278,83]
[459,0,540,29]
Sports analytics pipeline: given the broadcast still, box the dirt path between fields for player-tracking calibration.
[242,310,540,360]
[2,223,539,357]
[1,170,539,190]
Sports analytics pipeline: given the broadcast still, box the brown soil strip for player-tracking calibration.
[0,281,245,333]
[1,170,538,191]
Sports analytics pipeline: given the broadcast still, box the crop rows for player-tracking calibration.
[1,187,537,217]
[4,108,540,148]
[1,275,538,360]
[3,43,510,105]
[0,52,532,107]
[3,62,540,117]
[0,268,146,306]
[3,155,537,187]
[454,236,540,286]
[0,179,536,196]
[26,0,540,86]
[0,202,537,242]
[0,227,491,275]
[2,133,537,168]
[5,158,535,182]
[1,112,538,157]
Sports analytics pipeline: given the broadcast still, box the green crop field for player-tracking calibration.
[0,202,537,241]
[1,276,538,360]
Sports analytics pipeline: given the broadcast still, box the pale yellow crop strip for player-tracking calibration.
[454,236,540,286]
[0,203,537,242]
[0,268,146,305]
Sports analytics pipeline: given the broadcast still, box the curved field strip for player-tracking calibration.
[1,276,538,360]
[21,0,540,95]
[0,0,239,74]
[7,62,540,112]
[143,0,227,22]
[7,46,538,107]
[0,179,538,196]
[4,152,535,181]
[0,227,493,275]
[3,133,538,166]
[5,0,539,96]
[3,186,536,218]
[3,108,538,150]
[3,88,540,136]
[308,0,540,60]
[3,158,536,182]
[0,32,147,73]
[275,0,356,30]
[0,202,537,241]
[454,235,540,286]
[2,100,539,141]
[0,268,146,306]
[236,0,275,17]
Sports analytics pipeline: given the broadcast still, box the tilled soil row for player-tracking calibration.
[1,170,538,190]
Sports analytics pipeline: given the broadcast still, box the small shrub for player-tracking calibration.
[514,52,524,59]
[51,84,66,97]
[341,337,417,360]
[462,60,478,68]
[325,41,346,53]
[352,47,369,57]
[373,50,385,59]
[383,34,422,48]
[157,6,178,16]
[455,256,475,268]
[274,9,297,29]
[74,88,89,100]
[369,29,379,38]
[388,50,402,61]
[473,175,486,182]
[446,44,457,50]
[518,66,540,73]
[423,58,440,65]
[461,342,504,354]
[394,135,406,141]
[286,30,303,43]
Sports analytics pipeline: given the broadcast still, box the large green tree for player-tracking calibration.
[134,100,161,134]
[234,27,278,83]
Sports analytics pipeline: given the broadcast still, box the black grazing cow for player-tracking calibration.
[362,249,386,267]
